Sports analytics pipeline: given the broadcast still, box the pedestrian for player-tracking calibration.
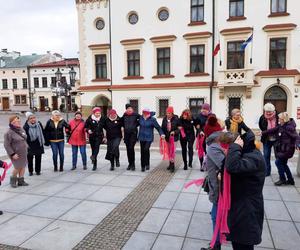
[259,103,278,176]
[68,111,87,170]
[122,104,140,171]
[44,110,70,172]
[85,107,106,171]
[23,112,45,176]
[162,106,180,172]
[0,160,6,215]
[262,112,300,186]
[201,131,235,250]
[104,109,123,171]
[4,115,29,188]
[179,109,196,170]
[225,108,250,134]
[204,114,223,138]
[226,131,266,250]
[138,108,165,172]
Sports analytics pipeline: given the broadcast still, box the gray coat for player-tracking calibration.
[4,127,28,169]
[206,132,225,204]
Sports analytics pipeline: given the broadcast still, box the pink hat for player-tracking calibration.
[92,107,101,114]
[201,103,211,112]
[108,109,117,116]
[142,108,151,114]
[166,106,174,114]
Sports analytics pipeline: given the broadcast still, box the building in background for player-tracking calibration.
[76,0,300,127]
[0,50,62,111]
[29,59,81,112]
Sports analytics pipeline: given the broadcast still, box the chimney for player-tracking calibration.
[1,49,8,53]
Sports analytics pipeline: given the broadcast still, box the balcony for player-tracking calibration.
[218,68,254,86]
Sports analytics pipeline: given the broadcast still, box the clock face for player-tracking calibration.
[129,13,138,25]
[158,9,169,21]
[95,19,105,30]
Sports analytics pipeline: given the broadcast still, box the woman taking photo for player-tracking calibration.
[104,109,123,171]
[68,111,87,170]
[179,109,196,170]
[23,112,45,176]
[225,108,250,134]
[138,108,165,172]
[85,107,106,171]
[4,115,29,188]
[44,110,70,172]
[262,112,300,186]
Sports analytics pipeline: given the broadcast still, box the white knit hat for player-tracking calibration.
[52,110,61,116]
[25,112,34,119]
[263,103,275,112]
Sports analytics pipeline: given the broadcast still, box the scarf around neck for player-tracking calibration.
[92,114,101,122]
[230,117,243,133]
[9,124,27,140]
[264,112,276,130]
[28,121,45,146]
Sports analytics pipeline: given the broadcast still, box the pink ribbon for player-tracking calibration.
[196,134,205,158]
[168,136,176,161]
[180,128,186,138]
[1,162,12,182]
[184,178,205,189]
[160,138,169,160]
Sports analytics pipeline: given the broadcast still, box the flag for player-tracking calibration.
[213,43,220,56]
[241,34,253,50]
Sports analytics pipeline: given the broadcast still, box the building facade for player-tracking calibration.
[29,59,81,112]
[76,0,300,127]
[0,50,62,111]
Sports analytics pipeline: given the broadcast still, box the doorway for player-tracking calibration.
[39,96,46,111]
[2,97,10,110]
[264,86,287,113]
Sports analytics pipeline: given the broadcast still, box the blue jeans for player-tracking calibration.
[50,141,64,167]
[275,158,294,181]
[72,145,87,167]
[263,140,275,176]
[211,203,220,245]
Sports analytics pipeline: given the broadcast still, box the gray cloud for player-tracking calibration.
[0,0,79,58]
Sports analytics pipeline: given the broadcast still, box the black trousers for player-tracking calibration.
[125,133,137,165]
[89,138,101,164]
[180,137,194,164]
[232,242,254,250]
[140,141,151,168]
[106,138,121,161]
[27,154,42,174]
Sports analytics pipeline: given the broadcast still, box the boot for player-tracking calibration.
[286,179,295,185]
[145,165,150,170]
[127,164,131,170]
[83,165,87,170]
[188,161,193,168]
[54,165,58,172]
[18,177,29,186]
[110,160,115,171]
[0,211,3,215]
[167,162,171,170]
[92,160,97,171]
[131,164,135,171]
[59,165,64,172]
[29,172,33,176]
[141,166,145,172]
[71,166,76,171]
[274,179,287,186]
[183,161,188,170]
[10,176,17,188]
[169,162,175,173]
[116,158,120,167]
[90,155,95,164]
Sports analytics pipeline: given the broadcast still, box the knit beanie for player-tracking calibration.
[263,103,275,112]
[52,110,61,116]
[125,104,132,110]
[92,107,101,114]
[202,103,211,112]
[75,111,82,116]
[25,112,34,120]
[166,106,174,114]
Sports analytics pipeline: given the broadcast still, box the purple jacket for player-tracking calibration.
[263,119,300,159]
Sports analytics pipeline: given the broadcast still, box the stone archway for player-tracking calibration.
[264,86,287,113]
[91,94,112,116]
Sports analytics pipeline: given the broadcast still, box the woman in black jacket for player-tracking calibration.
[161,106,180,172]
[44,110,69,172]
[23,112,45,176]
[85,107,106,171]
[226,131,266,250]
[104,109,123,171]
[179,109,196,170]
[225,108,250,135]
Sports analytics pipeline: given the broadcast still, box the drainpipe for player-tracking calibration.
[108,0,113,106]
[27,66,32,110]
[210,0,216,109]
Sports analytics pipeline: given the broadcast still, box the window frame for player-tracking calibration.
[189,98,204,116]
[127,50,140,77]
[228,97,241,117]
[42,77,48,88]
[157,47,171,75]
[191,0,204,22]
[22,78,28,89]
[271,0,287,13]
[158,99,169,118]
[2,79,8,90]
[229,0,244,17]
[34,77,39,88]
[12,79,17,89]
[269,37,287,69]
[227,40,245,69]
[95,54,108,79]
[14,95,27,105]
[190,45,205,73]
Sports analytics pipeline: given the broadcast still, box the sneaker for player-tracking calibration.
[274,179,287,186]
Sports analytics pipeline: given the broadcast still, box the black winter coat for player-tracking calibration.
[85,116,106,142]
[122,113,140,143]
[161,115,180,142]
[104,117,123,140]
[23,122,45,155]
[179,118,196,141]
[262,119,300,159]
[225,117,250,135]
[258,114,279,143]
[226,132,265,246]
[195,113,209,132]
[44,119,69,144]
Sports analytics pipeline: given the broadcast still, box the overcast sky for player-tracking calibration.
[0,0,79,58]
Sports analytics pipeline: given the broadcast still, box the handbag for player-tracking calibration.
[66,121,82,143]
[202,176,210,193]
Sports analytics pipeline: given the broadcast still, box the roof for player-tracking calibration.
[0,54,45,68]
[31,59,79,68]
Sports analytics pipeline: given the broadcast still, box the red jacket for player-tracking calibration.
[68,119,86,146]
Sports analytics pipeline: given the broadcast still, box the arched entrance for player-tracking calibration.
[264,86,287,113]
[92,95,112,116]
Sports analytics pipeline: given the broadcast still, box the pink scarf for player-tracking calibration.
[264,112,276,130]
[180,128,186,138]
[160,138,169,160]
[168,136,176,162]
[196,134,205,158]
[1,162,12,181]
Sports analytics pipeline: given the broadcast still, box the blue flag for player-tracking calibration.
[241,34,253,50]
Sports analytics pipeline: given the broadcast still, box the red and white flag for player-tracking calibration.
[213,43,220,56]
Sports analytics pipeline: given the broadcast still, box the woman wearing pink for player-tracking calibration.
[68,111,87,170]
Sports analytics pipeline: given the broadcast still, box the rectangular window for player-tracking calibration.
[228,97,241,117]
[127,50,140,76]
[271,0,287,13]
[158,99,169,118]
[34,78,39,88]
[15,95,20,105]
[42,77,47,88]
[95,54,107,79]
[157,48,170,75]
[2,79,8,89]
[191,0,204,22]
[269,38,287,69]
[229,0,244,17]
[189,98,204,116]
[129,99,139,113]
[51,77,57,87]
[15,95,26,105]
[227,41,245,69]
[12,79,17,89]
[22,78,28,89]
[21,95,27,105]
[190,45,205,73]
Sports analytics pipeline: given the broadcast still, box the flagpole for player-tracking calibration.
[250,27,254,64]
[210,0,216,109]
